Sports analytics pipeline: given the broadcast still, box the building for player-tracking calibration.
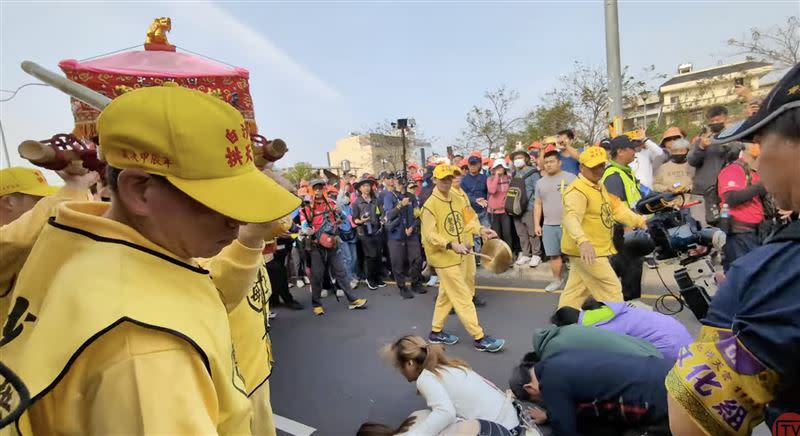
[623,60,775,130]
[328,132,404,176]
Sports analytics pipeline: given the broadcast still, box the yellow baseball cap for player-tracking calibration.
[97,85,300,223]
[433,164,461,180]
[579,146,608,168]
[0,167,60,197]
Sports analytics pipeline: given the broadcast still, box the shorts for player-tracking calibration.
[541,225,562,257]
[477,419,516,436]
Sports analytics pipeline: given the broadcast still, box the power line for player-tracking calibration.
[0,83,51,103]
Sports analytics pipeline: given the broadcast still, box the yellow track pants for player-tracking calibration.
[558,256,624,309]
[432,260,484,340]
[250,380,276,436]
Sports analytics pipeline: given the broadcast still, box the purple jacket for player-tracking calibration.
[579,301,693,361]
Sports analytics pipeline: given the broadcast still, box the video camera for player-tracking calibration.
[626,191,726,320]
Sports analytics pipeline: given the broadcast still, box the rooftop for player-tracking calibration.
[660,61,772,88]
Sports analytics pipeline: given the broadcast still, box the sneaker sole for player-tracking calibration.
[475,341,505,353]
[349,302,368,310]
[429,337,459,345]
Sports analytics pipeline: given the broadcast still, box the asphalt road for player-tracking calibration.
[267,273,702,436]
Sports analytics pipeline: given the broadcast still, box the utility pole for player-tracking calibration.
[604,0,623,136]
[394,118,410,182]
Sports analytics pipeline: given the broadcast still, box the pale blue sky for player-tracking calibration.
[1,1,797,173]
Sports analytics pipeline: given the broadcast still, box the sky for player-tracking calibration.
[1,0,798,178]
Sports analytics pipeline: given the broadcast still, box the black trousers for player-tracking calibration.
[723,231,760,272]
[358,233,384,284]
[610,249,644,301]
[310,244,356,307]
[267,251,296,305]
[387,238,424,289]
[490,213,514,250]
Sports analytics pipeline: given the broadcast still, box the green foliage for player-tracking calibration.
[507,101,579,151]
[284,162,315,185]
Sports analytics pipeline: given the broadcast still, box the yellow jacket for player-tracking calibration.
[561,174,646,257]
[421,188,481,268]
[0,187,88,328]
[0,202,252,435]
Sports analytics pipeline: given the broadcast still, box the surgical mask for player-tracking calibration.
[708,123,725,134]
[513,158,526,168]
[670,154,688,164]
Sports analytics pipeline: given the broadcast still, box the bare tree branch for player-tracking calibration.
[459,85,523,156]
[727,16,799,68]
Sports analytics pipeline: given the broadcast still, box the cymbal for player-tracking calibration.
[477,239,513,274]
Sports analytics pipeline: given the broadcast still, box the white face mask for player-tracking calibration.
[513,158,526,168]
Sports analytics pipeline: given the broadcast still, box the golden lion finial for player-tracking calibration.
[145,17,172,45]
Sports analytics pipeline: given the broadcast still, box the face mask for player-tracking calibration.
[708,123,725,134]
[513,159,526,168]
[670,154,687,164]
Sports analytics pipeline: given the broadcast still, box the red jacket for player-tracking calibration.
[300,197,338,232]
[487,174,510,214]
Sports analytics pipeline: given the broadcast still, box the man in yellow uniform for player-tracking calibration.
[0,85,299,434]
[421,164,505,353]
[559,147,647,309]
[0,167,96,327]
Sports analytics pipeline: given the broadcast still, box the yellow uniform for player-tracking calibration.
[421,188,484,339]
[452,187,477,293]
[1,187,88,328]
[204,241,277,436]
[559,174,646,308]
[0,202,252,434]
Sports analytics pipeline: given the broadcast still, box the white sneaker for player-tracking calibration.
[528,255,542,267]
[321,289,329,298]
[515,255,531,266]
[350,279,359,289]
[303,277,310,285]
[268,311,277,319]
[296,279,305,288]
[544,280,562,292]
[426,276,439,287]
[336,289,345,298]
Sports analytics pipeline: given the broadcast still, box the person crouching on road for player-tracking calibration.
[421,164,505,353]
[299,179,367,316]
[558,146,647,309]
[376,335,524,435]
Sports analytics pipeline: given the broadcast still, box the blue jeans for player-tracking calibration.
[338,240,358,281]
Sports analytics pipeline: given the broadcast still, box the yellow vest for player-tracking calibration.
[601,162,642,208]
[561,175,617,257]
[0,203,251,434]
[229,263,273,396]
[421,189,473,268]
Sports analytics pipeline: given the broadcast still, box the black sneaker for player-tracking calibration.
[472,296,487,307]
[366,281,379,290]
[412,285,428,295]
[429,331,459,345]
[377,281,388,288]
[400,288,414,299]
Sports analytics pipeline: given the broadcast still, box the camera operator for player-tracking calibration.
[602,136,647,301]
[558,147,647,309]
[384,180,425,299]
[301,179,368,316]
[666,64,800,436]
[717,142,767,271]
[688,106,744,226]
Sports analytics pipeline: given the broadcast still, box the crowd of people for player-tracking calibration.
[0,63,798,436]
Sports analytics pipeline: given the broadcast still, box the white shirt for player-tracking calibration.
[403,366,519,435]
[631,139,668,189]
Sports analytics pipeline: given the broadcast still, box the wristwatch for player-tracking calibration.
[446,242,453,250]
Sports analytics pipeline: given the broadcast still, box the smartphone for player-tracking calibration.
[734,77,744,87]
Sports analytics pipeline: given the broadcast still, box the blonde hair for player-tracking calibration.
[382,335,469,376]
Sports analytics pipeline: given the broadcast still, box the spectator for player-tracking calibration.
[551,298,693,361]
[487,160,514,249]
[267,233,304,311]
[717,142,766,271]
[300,180,368,316]
[353,176,387,290]
[462,155,490,255]
[652,138,695,194]
[659,126,685,149]
[382,335,521,435]
[629,128,668,192]
[336,185,359,289]
[509,350,672,436]
[556,129,582,175]
[534,148,576,292]
[688,105,744,225]
[603,136,646,301]
[509,150,543,267]
[384,181,425,299]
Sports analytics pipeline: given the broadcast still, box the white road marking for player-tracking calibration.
[274,414,316,436]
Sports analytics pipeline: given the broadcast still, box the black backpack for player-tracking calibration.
[505,168,537,217]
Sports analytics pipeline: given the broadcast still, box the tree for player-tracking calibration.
[507,101,579,151]
[284,162,315,185]
[363,120,435,173]
[547,62,649,142]
[728,16,800,68]
[458,86,525,156]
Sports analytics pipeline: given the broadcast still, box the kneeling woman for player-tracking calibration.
[380,335,523,435]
